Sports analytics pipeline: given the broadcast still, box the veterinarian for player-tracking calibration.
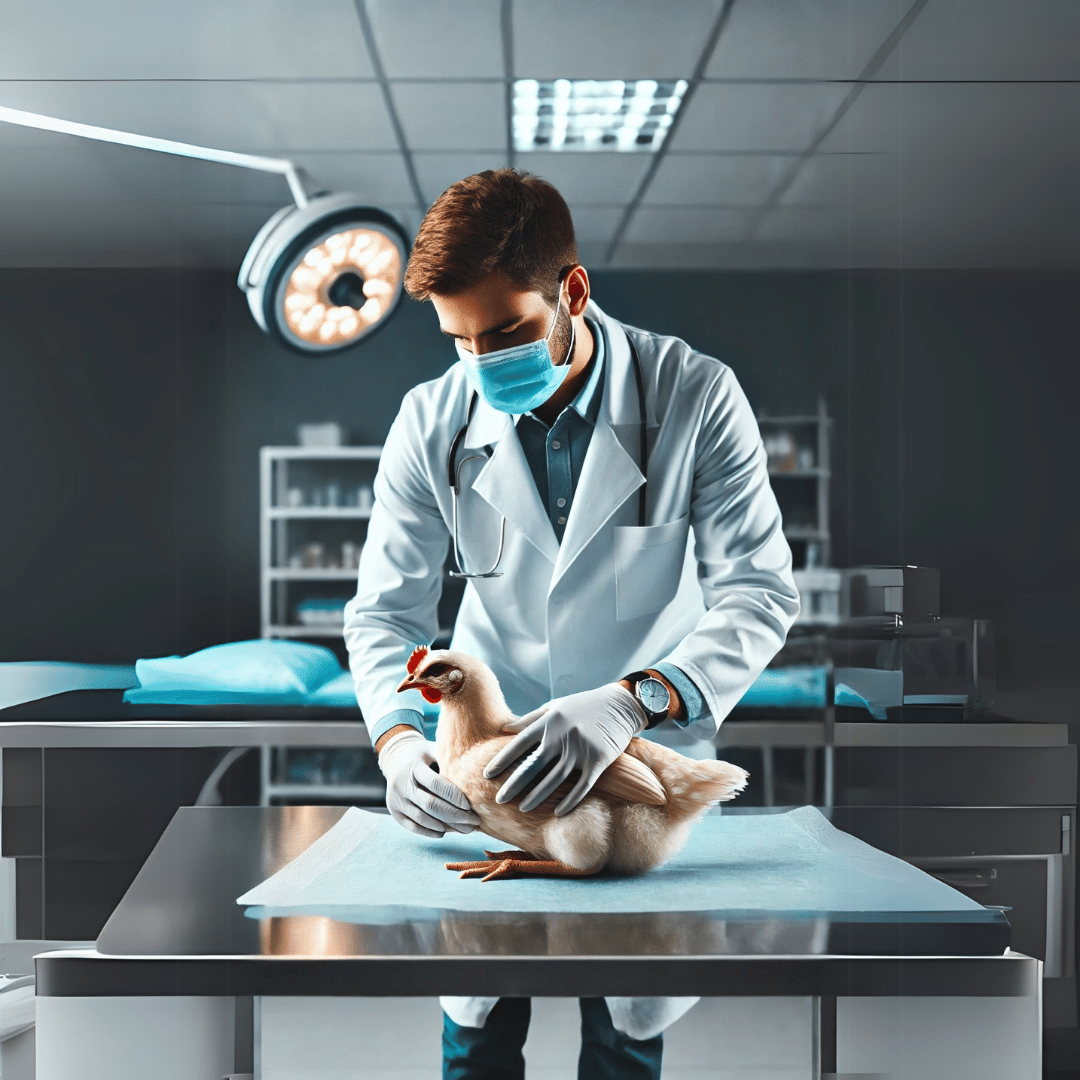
[343,168,800,1080]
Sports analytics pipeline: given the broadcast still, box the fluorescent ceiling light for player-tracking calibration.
[513,79,688,153]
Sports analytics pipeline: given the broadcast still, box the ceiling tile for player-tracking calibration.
[0,82,398,152]
[391,82,505,151]
[514,153,652,203]
[294,153,417,207]
[0,0,372,80]
[881,0,1080,80]
[817,82,1080,167]
[0,143,415,212]
[755,205,846,242]
[566,206,624,243]
[609,241,752,269]
[669,83,850,152]
[513,0,722,80]
[781,153,902,212]
[367,0,504,78]
[623,206,755,244]
[706,0,906,80]
[647,153,794,205]
[0,198,423,269]
[411,153,511,205]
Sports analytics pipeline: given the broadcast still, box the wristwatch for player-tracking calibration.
[622,670,672,728]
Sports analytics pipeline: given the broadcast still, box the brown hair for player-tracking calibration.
[404,168,578,303]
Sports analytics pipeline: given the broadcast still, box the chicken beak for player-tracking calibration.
[395,673,417,694]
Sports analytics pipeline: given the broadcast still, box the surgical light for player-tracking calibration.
[238,196,407,354]
[0,104,409,355]
[512,79,688,153]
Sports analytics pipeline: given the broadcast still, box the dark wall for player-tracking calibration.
[2,268,1076,689]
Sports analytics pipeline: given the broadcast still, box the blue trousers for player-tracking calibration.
[442,996,663,1080]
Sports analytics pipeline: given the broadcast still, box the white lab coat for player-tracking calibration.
[343,299,800,1038]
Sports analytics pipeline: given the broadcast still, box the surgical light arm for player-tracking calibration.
[0,103,312,207]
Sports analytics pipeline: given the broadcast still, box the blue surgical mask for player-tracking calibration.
[456,295,575,415]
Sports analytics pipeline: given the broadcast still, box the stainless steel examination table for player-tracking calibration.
[32,805,1041,1080]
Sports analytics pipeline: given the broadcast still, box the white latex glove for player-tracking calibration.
[378,730,481,838]
[483,683,647,815]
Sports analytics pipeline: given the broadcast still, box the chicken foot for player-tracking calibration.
[446,850,596,882]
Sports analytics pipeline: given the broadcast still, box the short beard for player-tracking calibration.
[548,299,574,369]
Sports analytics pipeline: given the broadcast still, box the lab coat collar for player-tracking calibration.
[591,300,660,431]
[470,426,560,564]
[461,298,657,577]
[552,410,644,585]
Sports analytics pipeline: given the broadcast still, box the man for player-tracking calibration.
[344,169,799,1080]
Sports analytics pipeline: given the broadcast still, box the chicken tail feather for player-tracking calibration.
[623,738,749,820]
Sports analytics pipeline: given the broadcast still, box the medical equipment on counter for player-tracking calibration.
[296,597,349,627]
[844,565,940,624]
[446,333,648,579]
[298,423,343,447]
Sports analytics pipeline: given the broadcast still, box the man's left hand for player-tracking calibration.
[483,683,647,815]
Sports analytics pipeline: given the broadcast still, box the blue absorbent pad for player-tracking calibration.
[125,640,353,704]
[123,670,360,707]
[736,665,827,708]
[237,806,988,921]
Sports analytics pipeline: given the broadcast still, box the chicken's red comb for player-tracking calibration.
[406,645,429,674]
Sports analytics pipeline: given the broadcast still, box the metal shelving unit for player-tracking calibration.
[259,445,381,641]
[259,445,383,805]
[758,395,833,568]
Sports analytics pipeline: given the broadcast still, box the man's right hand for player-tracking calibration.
[377,729,481,838]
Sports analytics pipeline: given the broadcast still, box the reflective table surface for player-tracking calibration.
[36,806,1032,999]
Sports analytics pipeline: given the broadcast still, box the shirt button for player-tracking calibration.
[556,498,566,507]
[557,516,566,524]
[551,440,562,450]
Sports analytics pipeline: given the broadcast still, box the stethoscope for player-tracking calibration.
[447,330,647,578]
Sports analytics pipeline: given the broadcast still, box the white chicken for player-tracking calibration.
[396,646,749,882]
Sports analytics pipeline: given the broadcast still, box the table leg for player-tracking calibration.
[811,995,837,1079]
[234,996,254,1075]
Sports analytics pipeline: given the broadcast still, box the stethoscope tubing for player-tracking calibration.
[447,328,646,578]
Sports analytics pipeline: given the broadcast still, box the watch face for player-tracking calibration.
[638,677,670,715]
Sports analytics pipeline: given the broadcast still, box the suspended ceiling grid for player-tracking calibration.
[0,0,1076,269]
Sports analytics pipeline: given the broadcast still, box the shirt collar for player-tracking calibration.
[520,316,604,428]
[570,316,604,425]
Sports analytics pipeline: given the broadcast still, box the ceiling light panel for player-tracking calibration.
[513,79,688,153]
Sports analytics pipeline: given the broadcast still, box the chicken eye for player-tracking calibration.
[424,663,449,678]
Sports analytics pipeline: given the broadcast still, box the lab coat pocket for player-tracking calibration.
[614,513,690,621]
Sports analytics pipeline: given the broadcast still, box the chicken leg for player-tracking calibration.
[446,850,596,882]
